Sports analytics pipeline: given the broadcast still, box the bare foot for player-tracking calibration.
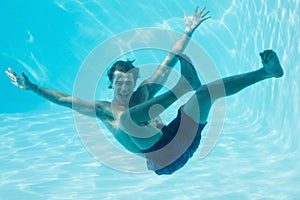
[176,53,201,92]
[260,50,284,78]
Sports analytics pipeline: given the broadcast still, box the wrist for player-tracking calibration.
[184,28,193,37]
[27,82,36,91]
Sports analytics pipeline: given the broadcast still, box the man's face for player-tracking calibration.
[112,71,135,105]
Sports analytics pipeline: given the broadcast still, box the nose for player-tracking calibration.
[120,83,129,93]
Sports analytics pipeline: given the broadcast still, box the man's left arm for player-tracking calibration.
[141,6,210,99]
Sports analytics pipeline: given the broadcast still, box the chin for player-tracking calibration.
[119,99,129,105]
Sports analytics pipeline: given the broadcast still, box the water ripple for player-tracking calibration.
[1,0,299,199]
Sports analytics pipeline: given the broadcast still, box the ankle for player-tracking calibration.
[257,68,272,79]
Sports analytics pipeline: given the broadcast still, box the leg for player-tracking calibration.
[183,69,269,124]
[183,50,284,124]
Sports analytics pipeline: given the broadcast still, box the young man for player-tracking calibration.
[5,6,284,175]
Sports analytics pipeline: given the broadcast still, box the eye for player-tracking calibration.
[115,81,122,86]
[126,82,133,86]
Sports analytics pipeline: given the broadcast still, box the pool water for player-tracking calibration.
[1,0,299,199]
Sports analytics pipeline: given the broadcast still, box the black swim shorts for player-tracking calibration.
[141,107,207,175]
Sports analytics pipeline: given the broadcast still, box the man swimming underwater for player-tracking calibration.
[5,6,283,175]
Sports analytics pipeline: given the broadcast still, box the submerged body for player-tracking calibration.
[5,5,284,175]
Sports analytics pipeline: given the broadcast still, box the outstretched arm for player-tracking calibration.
[5,68,108,118]
[141,6,210,98]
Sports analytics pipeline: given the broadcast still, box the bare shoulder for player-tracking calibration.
[95,100,114,120]
[136,79,162,100]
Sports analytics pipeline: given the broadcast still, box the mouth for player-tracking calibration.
[119,94,129,101]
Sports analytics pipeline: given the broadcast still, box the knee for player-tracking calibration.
[196,85,210,99]
[196,85,217,106]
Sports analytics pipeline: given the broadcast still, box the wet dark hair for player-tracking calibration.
[107,60,139,89]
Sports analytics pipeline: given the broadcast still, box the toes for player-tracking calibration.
[259,52,264,60]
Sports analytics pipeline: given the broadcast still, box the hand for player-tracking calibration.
[5,68,32,90]
[184,6,210,34]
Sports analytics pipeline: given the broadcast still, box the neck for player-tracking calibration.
[112,99,128,108]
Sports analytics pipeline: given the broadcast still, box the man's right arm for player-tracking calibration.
[5,68,107,118]
[29,83,99,117]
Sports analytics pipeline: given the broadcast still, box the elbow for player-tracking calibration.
[58,96,72,108]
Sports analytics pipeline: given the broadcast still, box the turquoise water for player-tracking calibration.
[1,0,300,199]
